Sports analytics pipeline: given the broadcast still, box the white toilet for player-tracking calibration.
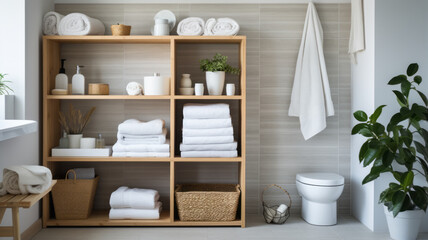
[296,173,344,226]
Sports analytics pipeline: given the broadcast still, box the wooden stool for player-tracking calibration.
[0,180,56,240]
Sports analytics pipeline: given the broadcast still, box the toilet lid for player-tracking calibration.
[296,173,344,186]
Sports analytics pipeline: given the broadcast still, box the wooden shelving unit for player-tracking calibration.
[42,35,246,227]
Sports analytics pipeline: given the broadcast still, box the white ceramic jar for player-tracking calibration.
[153,19,170,36]
[144,73,170,95]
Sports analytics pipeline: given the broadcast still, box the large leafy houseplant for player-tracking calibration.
[352,63,428,217]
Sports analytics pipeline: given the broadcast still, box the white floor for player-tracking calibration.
[32,215,428,240]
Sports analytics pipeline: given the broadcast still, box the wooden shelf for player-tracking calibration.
[46,95,171,100]
[47,157,242,163]
[43,35,246,228]
[46,210,171,226]
[47,157,172,162]
[43,35,245,44]
[46,95,242,100]
[174,95,242,100]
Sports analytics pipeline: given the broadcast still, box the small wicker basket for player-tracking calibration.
[175,184,240,221]
[261,184,292,224]
[52,169,99,220]
[111,24,131,36]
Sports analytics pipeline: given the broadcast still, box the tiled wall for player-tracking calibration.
[55,3,351,215]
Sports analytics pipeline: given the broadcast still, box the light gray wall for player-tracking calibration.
[0,0,54,237]
[350,0,375,230]
[55,3,352,215]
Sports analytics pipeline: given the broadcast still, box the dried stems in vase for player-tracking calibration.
[58,104,96,134]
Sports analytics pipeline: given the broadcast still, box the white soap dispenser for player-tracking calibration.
[55,59,68,90]
[72,65,85,95]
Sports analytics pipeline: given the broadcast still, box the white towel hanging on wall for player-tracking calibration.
[348,0,365,63]
[288,2,335,140]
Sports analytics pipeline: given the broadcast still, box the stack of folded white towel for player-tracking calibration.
[109,186,162,219]
[180,103,238,157]
[112,119,170,157]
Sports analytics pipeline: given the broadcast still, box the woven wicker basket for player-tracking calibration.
[262,184,292,224]
[52,169,99,220]
[175,184,240,221]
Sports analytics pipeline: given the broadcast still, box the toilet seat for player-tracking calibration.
[296,173,344,186]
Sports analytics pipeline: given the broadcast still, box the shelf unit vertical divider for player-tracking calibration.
[169,38,176,222]
[239,38,247,227]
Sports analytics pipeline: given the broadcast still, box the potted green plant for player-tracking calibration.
[0,73,14,119]
[58,104,96,148]
[352,63,428,240]
[200,53,239,95]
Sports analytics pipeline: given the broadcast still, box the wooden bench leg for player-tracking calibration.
[0,208,6,224]
[12,207,20,240]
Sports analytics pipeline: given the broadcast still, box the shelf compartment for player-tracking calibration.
[46,210,171,226]
[47,157,172,162]
[47,95,171,100]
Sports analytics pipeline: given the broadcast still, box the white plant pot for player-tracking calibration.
[206,71,225,95]
[68,134,83,149]
[384,206,425,240]
[0,95,14,120]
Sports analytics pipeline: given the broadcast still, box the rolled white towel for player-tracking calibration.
[204,18,239,36]
[183,118,232,129]
[58,13,105,36]
[180,142,237,151]
[126,82,143,96]
[110,186,160,209]
[118,119,165,135]
[181,150,238,158]
[109,203,162,220]
[113,141,170,153]
[182,127,234,137]
[277,204,288,214]
[183,103,230,119]
[43,11,64,35]
[0,165,52,196]
[176,17,205,36]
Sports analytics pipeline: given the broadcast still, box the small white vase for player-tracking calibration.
[206,71,225,96]
[226,83,235,96]
[384,206,425,240]
[68,134,83,149]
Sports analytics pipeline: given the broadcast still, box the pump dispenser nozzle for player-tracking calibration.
[59,59,66,74]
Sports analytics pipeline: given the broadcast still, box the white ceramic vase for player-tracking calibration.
[0,95,14,120]
[206,71,225,95]
[384,206,425,240]
[68,134,83,149]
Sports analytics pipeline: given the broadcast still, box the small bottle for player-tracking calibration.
[59,131,69,148]
[72,65,85,95]
[55,59,68,90]
[96,133,105,148]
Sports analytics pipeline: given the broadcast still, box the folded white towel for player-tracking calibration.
[112,152,170,157]
[43,11,64,35]
[183,136,234,145]
[118,128,167,145]
[109,203,162,219]
[58,13,105,36]
[126,82,143,96]
[183,103,230,119]
[182,127,234,137]
[176,17,205,36]
[181,151,237,158]
[0,165,52,196]
[67,168,95,179]
[118,119,165,135]
[113,141,170,153]
[204,18,239,36]
[180,142,237,151]
[183,118,232,129]
[110,186,160,209]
